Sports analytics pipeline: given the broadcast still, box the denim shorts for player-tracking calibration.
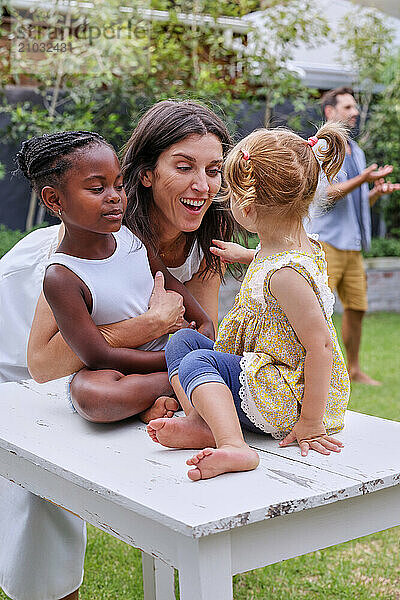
[165,329,262,433]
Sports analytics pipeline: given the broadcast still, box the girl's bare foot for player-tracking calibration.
[147,411,215,448]
[139,396,179,424]
[186,445,260,481]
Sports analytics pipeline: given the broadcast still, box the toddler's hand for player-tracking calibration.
[210,240,255,265]
[279,419,344,456]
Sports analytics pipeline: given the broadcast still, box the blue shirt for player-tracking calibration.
[306,140,371,251]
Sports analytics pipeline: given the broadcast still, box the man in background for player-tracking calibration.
[307,87,400,385]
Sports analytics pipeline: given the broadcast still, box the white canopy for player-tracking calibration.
[247,0,400,89]
[352,0,400,19]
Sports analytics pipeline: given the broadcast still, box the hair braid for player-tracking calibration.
[16,130,110,194]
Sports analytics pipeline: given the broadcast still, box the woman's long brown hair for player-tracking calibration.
[122,100,245,280]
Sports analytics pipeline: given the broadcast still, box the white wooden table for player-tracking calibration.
[0,379,399,600]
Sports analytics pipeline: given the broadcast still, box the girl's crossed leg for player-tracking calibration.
[70,369,178,423]
[147,330,260,480]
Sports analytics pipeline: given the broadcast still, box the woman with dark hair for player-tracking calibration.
[122,100,234,287]
[0,100,239,600]
[27,100,239,388]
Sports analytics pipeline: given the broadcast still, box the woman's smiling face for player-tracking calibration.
[143,133,223,236]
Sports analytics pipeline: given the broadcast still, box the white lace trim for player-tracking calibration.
[249,246,335,318]
[238,353,285,439]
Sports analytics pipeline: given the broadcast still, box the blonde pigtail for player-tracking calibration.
[223,145,258,210]
[314,122,348,183]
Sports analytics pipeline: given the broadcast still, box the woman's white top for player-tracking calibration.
[167,239,204,284]
[0,223,204,600]
[46,226,167,351]
[0,225,60,383]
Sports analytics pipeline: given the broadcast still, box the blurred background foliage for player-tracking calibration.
[0,0,399,240]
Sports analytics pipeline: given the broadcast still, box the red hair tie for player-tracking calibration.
[241,148,250,161]
[307,136,318,147]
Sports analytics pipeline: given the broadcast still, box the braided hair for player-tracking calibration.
[16,130,111,195]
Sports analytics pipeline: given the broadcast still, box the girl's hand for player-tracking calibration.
[196,320,215,341]
[210,239,256,265]
[148,272,185,334]
[279,418,344,457]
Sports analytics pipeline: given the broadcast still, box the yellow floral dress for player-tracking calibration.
[214,238,350,439]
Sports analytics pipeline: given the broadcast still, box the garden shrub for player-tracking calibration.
[363,237,400,258]
[0,224,48,258]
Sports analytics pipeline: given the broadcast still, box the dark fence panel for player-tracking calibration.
[0,87,58,230]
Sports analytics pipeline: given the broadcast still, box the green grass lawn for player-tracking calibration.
[1,313,399,599]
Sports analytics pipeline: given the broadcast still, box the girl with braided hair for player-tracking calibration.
[17,130,213,419]
[0,101,237,600]
[147,124,351,481]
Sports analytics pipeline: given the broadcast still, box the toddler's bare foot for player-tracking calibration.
[147,411,215,448]
[139,396,179,424]
[350,369,381,386]
[186,445,259,481]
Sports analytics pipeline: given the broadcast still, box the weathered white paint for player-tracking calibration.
[142,554,175,600]
[177,533,232,600]
[0,380,399,599]
[229,485,400,575]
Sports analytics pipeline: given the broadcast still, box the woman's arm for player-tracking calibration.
[28,292,84,382]
[269,267,342,456]
[28,271,186,382]
[43,265,167,375]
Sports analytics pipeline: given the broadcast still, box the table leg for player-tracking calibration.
[142,552,176,600]
[178,533,232,600]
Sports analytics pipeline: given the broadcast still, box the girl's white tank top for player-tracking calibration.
[46,226,167,351]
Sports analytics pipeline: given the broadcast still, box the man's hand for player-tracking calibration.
[369,177,400,205]
[148,272,185,334]
[362,164,393,184]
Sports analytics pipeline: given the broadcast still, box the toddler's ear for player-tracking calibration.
[41,186,62,216]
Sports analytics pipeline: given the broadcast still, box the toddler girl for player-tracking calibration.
[147,123,351,480]
[16,130,213,422]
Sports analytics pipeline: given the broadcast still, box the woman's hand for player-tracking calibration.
[279,417,343,457]
[210,239,256,265]
[148,271,185,334]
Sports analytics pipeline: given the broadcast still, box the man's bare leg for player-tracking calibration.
[342,309,380,385]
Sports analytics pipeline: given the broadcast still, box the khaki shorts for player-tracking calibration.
[322,242,368,312]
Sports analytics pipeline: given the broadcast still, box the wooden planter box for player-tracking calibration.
[333,257,400,313]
